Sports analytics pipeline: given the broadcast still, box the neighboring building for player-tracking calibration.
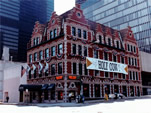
[79,0,151,53]
[140,51,151,95]
[0,60,27,103]
[21,4,142,103]
[0,0,54,61]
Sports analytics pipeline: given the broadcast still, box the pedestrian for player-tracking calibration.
[6,96,9,103]
[68,93,72,102]
[81,95,85,104]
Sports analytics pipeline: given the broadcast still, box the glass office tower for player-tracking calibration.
[0,0,54,61]
[80,0,151,53]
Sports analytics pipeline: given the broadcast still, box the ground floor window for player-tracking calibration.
[83,84,89,97]
[58,91,63,100]
[95,84,100,97]
[44,91,48,100]
[105,85,110,94]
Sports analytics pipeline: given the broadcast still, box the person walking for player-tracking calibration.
[6,96,9,103]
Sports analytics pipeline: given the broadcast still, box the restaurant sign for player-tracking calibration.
[86,57,128,74]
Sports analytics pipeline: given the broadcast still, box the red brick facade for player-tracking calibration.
[26,4,142,103]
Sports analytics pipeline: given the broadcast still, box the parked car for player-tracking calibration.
[108,93,125,99]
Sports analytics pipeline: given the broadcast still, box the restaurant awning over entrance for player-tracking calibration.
[41,84,49,90]
[19,84,42,91]
[47,84,55,90]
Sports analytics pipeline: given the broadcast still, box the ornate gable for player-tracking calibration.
[66,4,88,26]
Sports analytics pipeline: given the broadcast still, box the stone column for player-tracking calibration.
[42,91,44,103]
[93,84,95,98]
[64,80,67,102]
[48,91,51,102]
[100,84,102,98]
[89,84,91,98]
[112,85,114,94]
[110,84,111,94]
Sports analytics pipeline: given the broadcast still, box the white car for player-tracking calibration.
[109,93,125,99]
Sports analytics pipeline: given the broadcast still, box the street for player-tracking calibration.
[0,97,151,113]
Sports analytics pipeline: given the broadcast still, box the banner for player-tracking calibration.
[86,57,128,74]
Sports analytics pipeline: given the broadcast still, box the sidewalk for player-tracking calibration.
[1,95,151,107]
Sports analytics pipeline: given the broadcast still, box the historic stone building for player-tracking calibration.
[20,4,142,103]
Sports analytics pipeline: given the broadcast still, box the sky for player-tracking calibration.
[55,0,75,15]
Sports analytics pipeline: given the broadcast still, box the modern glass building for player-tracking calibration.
[0,0,54,61]
[78,0,151,53]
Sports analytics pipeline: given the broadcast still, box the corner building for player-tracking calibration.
[24,5,142,103]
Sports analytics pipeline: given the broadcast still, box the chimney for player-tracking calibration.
[76,4,81,9]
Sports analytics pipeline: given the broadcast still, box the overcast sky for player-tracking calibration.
[55,0,75,15]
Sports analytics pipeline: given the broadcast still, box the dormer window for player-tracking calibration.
[78,29,81,38]
[54,29,57,38]
[108,38,111,46]
[36,37,39,45]
[99,35,102,44]
[72,27,76,36]
[116,40,119,49]
[50,31,53,39]
[34,38,36,46]
[83,30,87,39]
[127,44,130,51]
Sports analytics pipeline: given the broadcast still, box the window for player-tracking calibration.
[39,51,43,60]
[84,64,88,75]
[94,50,98,58]
[95,70,99,76]
[129,71,132,80]
[45,48,49,58]
[131,45,133,52]
[50,31,53,39]
[136,72,138,80]
[34,53,37,61]
[133,71,135,80]
[36,37,39,45]
[114,73,118,78]
[113,55,117,62]
[128,57,131,65]
[79,63,82,75]
[78,29,81,38]
[73,63,76,74]
[34,38,36,46]
[105,72,109,78]
[134,46,136,53]
[84,46,87,56]
[135,58,137,66]
[72,27,76,36]
[83,30,87,39]
[104,52,108,60]
[54,29,57,38]
[116,40,119,48]
[128,44,130,51]
[72,44,76,54]
[58,62,62,74]
[51,46,55,56]
[78,45,82,56]
[132,58,134,66]
[58,44,63,54]
[51,64,55,75]
[29,54,32,63]
[122,74,126,79]
[99,35,102,44]
[108,38,111,46]
[121,56,124,63]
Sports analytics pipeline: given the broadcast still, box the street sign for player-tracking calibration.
[86,57,128,74]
